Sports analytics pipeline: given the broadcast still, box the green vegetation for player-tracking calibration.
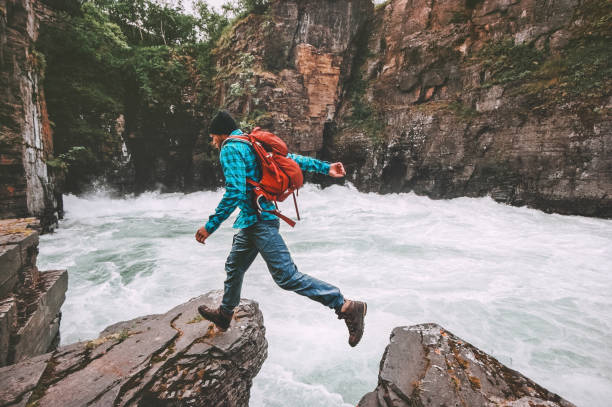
[465,0,484,10]
[528,0,612,108]
[28,49,47,78]
[226,52,257,102]
[449,10,469,24]
[45,146,88,172]
[221,0,270,18]
[85,328,131,350]
[478,39,545,87]
[342,24,386,141]
[475,0,611,114]
[448,101,479,121]
[346,75,386,140]
[239,109,271,131]
[37,1,128,190]
[37,0,249,192]
[187,315,205,324]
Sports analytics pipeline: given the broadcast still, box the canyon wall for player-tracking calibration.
[2,0,609,219]
[210,0,373,155]
[0,0,61,231]
[331,0,611,217]
[215,0,611,217]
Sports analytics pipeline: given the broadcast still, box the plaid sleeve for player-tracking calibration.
[287,153,330,175]
[205,144,247,234]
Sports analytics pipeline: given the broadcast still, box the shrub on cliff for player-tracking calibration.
[37,0,230,193]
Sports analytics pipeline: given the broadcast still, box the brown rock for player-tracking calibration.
[212,0,372,155]
[0,352,53,407]
[329,0,611,217]
[0,298,17,366]
[0,245,21,298]
[0,221,67,367]
[0,291,267,407]
[0,0,61,231]
[358,323,576,407]
[11,270,67,363]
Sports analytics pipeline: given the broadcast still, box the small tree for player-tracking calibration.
[222,0,270,17]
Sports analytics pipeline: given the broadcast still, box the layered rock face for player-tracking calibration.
[0,0,61,231]
[0,291,267,407]
[331,0,611,217]
[359,323,575,407]
[211,0,373,155]
[216,0,611,217]
[0,218,67,367]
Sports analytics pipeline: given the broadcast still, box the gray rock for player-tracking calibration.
[0,352,53,407]
[11,270,67,363]
[358,323,575,407]
[0,221,68,367]
[329,0,611,218]
[0,245,21,299]
[0,291,267,407]
[0,298,17,366]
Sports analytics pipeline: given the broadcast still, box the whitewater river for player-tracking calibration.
[38,185,611,406]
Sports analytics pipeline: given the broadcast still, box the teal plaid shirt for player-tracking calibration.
[205,129,331,234]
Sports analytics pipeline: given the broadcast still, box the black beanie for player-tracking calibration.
[209,110,237,135]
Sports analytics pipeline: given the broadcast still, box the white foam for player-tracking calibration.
[38,184,612,406]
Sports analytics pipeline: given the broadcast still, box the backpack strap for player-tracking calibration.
[221,135,251,149]
[254,194,296,227]
[223,135,299,228]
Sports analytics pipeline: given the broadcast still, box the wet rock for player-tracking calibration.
[0,352,53,407]
[0,298,17,366]
[0,219,67,366]
[10,269,67,363]
[0,291,267,407]
[358,323,575,407]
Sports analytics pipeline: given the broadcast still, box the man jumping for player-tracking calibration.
[195,110,367,347]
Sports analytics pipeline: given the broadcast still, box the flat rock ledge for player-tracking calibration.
[0,291,267,407]
[359,323,575,407]
[0,218,67,366]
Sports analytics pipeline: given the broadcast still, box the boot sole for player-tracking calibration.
[350,302,367,347]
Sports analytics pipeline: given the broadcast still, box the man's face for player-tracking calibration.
[210,134,226,150]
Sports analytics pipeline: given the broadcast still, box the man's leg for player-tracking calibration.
[253,220,345,311]
[220,228,259,314]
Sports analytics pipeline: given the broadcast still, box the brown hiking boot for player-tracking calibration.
[336,300,367,347]
[197,305,233,331]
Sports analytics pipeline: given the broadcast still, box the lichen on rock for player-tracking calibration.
[358,323,576,407]
[0,291,267,407]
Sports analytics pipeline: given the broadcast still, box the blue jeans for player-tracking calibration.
[220,219,345,313]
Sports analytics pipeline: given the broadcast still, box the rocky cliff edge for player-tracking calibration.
[0,291,267,407]
[359,323,575,407]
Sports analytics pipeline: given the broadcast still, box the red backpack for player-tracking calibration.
[225,127,303,227]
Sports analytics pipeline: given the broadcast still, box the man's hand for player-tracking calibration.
[195,226,210,245]
[329,162,346,178]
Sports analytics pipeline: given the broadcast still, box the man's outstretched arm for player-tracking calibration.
[196,145,246,244]
[287,153,346,177]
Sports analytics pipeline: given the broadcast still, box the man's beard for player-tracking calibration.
[210,135,224,150]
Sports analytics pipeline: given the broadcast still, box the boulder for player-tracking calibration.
[0,291,267,407]
[359,323,575,407]
[0,219,67,366]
